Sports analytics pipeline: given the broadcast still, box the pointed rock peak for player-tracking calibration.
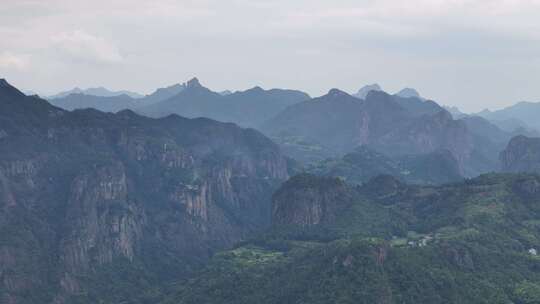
[186,77,202,89]
[0,79,9,87]
[354,83,383,99]
[396,88,422,99]
[327,88,349,98]
[246,86,265,94]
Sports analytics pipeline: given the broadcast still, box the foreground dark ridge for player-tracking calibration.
[0,79,288,303]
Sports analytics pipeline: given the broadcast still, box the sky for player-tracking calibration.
[1,0,540,112]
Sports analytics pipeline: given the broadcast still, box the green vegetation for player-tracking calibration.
[306,146,463,185]
[161,173,540,304]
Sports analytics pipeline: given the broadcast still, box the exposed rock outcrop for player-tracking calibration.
[272,174,353,227]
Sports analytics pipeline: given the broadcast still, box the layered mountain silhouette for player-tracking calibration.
[49,78,310,127]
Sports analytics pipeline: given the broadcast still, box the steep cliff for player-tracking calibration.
[500,135,540,173]
[0,79,289,304]
[272,174,353,227]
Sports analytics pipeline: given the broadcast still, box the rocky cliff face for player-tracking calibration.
[272,174,353,227]
[0,80,288,304]
[500,135,540,173]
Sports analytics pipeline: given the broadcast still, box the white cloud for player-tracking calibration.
[276,0,540,39]
[0,52,29,70]
[51,30,124,64]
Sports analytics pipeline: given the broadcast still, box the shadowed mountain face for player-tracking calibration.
[0,79,289,304]
[500,135,540,173]
[263,89,493,176]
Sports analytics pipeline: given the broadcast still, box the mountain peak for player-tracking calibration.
[396,88,422,99]
[0,78,24,97]
[327,88,349,98]
[354,83,382,99]
[186,77,202,89]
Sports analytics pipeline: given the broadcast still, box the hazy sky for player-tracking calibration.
[1,0,540,112]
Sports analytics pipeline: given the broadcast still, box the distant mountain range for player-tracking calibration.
[48,87,144,99]
[47,78,310,128]
[139,78,311,127]
[352,84,425,101]
[476,101,540,132]
[47,82,188,111]
[50,93,142,112]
